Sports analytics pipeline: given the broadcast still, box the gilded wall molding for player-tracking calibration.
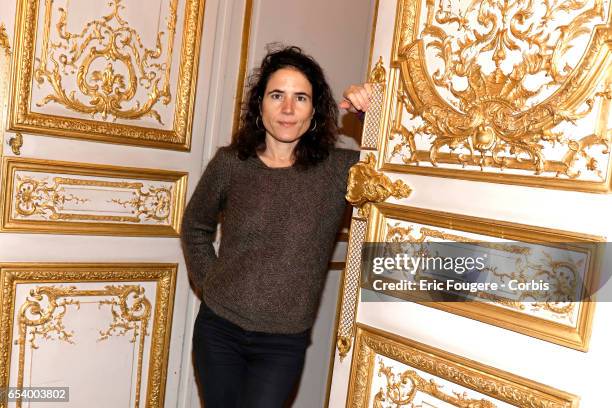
[0,263,177,408]
[347,325,579,408]
[1,157,187,236]
[8,0,206,150]
[0,22,11,159]
[378,0,612,192]
[361,203,603,351]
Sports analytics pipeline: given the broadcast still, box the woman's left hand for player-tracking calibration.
[339,83,373,113]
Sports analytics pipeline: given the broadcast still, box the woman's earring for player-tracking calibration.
[309,119,317,132]
[256,116,263,130]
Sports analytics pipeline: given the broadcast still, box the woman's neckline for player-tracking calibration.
[254,153,296,170]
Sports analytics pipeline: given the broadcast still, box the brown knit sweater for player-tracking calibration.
[181,146,359,333]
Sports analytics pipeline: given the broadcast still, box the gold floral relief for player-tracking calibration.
[363,203,602,351]
[0,263,177,408]
[347,325,579,408]
[33,0,176,123]
[384,223,579,322]
[14,285,151,408]
[9,0,206,150]
[373,358,499,407]
[381,0,612,191]
[1,157,187,236]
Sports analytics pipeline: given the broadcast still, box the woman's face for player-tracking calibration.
[261,67,314,146]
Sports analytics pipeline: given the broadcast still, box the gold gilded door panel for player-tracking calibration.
[8,0,206,150]
[328,1,612,407]
[0,263,176,408]
[380,0,612,192]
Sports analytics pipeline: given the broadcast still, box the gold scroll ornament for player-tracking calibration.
[385,223,578,319]
[1,157,187,236]
[0,264,177,408]
[347,325,579,408]
[33,0,175,123]
[385,0,612,191]
[345,153,412,217]
[9,0,205,149]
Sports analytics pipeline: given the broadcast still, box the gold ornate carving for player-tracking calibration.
[0,264,177,408]
[13,175,172,223]
[375,359,497,407]
[361,203,602,351]
[9,0,206,150]
[383,222,579,321]
[383,0,612,191]
[0,23,10,56]
[34,0,175,123]
[8,133,22,155]
[368,56,386,84]
[346,153,412,217]
[1,157,187,236]
[347,325,579,408]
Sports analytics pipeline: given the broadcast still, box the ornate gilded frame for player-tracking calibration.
[0,263,177,408]
[0,156,188,236]
[360,203,603,352]
[347,324,579,407]
[376,0,612,192]
[8,0,206,150]
[0,23,12,156]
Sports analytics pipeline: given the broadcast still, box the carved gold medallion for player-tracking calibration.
[381,0,612,191]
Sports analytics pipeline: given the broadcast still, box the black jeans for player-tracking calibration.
[192,302,310,408]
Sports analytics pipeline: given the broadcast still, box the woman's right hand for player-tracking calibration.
[339,83,373,113]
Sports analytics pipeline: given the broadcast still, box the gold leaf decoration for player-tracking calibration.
[33,0,176,123]
[8,133,23,155]
[14,175,172,223]
[347,326,578,408]
[386,0,612,189]
[384,223,578,321]
[345,153,412,217]
[0,23,10,55]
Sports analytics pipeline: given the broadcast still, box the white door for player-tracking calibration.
[329,0,612,407]
[0,0,250,406]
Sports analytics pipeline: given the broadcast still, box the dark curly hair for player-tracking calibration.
[231,45,338,168]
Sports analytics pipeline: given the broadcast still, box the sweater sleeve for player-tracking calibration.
[180,148,231,291]
[330,148,361,194]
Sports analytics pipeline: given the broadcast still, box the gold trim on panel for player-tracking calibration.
[336,217,368,358]
[8,0,206,150]
[0,157,188,236]
[347,324,579,408]
[7,133,22,156]
[379,0,612,192]
[345,153,412,218]
[0,22,11,159]
[0,23,10,55]
[231,0,254,137]
[0,263,177,408]
[363,203,602,351]
[365,0,381,76]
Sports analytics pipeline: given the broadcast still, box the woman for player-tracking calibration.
[181,45,371,407]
